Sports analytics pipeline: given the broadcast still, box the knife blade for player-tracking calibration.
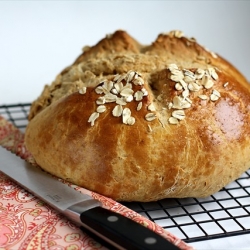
[0,147,180,250]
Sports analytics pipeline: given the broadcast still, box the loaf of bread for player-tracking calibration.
[25,30,250,202]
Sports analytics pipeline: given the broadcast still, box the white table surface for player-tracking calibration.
[191,234,250,250]
[1,2,250,249]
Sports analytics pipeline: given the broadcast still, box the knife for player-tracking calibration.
[0,147,180,250]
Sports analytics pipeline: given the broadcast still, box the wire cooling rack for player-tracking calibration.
[1,103,250,244]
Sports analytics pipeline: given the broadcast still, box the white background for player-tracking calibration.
[1,1,250,248]
[0,1,250,105]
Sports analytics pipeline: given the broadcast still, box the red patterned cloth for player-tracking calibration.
[0,116,193,249]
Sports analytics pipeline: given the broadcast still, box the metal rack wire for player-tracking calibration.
[1,103,249,244]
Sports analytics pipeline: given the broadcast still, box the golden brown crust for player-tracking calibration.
[28,30,249,120]
[25,30,250,201]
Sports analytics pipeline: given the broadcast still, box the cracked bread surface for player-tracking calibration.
[25,30,250,201]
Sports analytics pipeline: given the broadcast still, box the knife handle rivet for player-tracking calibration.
[144,237,157,245]
[107,215,119,222]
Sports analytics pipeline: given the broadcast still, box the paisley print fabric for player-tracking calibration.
[0,116,193,249]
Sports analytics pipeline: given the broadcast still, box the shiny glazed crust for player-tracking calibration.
[25,30,250,201]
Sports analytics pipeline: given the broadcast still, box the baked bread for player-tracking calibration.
[25,30,250,202]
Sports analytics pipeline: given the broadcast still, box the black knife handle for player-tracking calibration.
[80,206,180,250]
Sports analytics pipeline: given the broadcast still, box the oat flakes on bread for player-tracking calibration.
[25,30,250,202]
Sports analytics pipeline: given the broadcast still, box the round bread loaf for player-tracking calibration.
[25,30,250,202]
